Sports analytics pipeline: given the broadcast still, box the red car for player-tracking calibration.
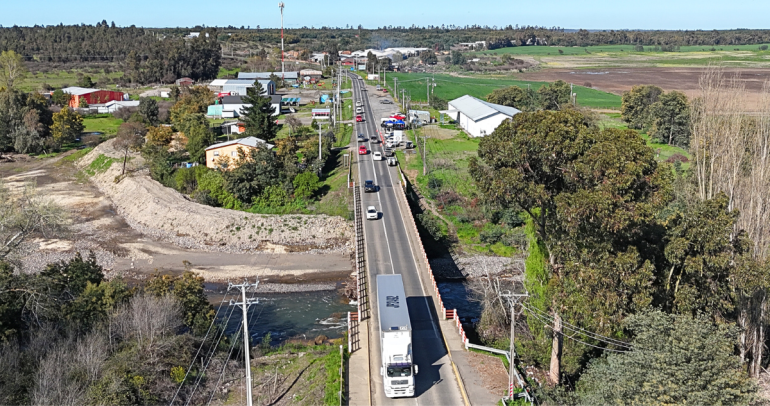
[382,89,388,93]
[356,115,364,122]
[391,114,406,120]
[358,145,367,155]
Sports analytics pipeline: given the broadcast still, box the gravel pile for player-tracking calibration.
[256,283,337,293]
[429,254,524,279]
[19,240,116,274]
[78,140,353,255]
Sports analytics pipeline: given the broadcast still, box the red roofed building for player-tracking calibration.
[61,87,125,108]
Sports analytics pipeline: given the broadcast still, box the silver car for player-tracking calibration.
[366,206,378,220]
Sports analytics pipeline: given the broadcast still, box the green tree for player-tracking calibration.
[224,147,282,203]
[169,85,214,126]
[145,125,173,146]
[179,113,213,163]
[450,51,466,65]
[486,85,539,111]
[0,50,27,89]
[144,271,213,334]
[64,278,131,331]
[621,84,663,129]
[51,89,70,106]
[51,107,84,146]
[578,310,756,406]
[292,171,321,200]
[138,97,160,126]
[537,80,571,110]
[649,90,690,146]
[196,170,243,209]
[169,85,181,102]
[469,110,671,384]
[240,81,278,142]
[77,75,94,88]
[78,97,89,108]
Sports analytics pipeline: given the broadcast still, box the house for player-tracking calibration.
[93,100,141,114]
[206,94,282,118]
[208,79,276,96]
[61,87,125,108]
[310,53,327,63]
[238,71,299,85]
[176,77,194,87]
[443,95,520,137]
[205,136,275,169]
[299,69,323,83]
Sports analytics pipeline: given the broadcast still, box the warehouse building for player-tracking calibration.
[443,95,520,138]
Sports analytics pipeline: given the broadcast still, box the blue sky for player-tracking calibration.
[2,0,770,30]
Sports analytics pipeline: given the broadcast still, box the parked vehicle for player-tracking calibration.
[377,274,416,397]
[373,151,383,161]
[384,148,394,157]
[405,141,414,149]
[366,206,378,220]
[356,115,364,122]
[380,99,393,104]
[359,145,367,155]
[364,180,376,192]
[387,156,397,166]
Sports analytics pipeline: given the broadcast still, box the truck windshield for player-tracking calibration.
[386,365,412,377]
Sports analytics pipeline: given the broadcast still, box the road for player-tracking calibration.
[348,73,465,406]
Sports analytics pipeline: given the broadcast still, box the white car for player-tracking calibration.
[373,151,383,161]
[356,101,362,106]
[366,206,378,220]
[356,107,363,114]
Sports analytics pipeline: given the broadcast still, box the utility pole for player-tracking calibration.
[318,122,323,163]
[279,2,285,81]
[423,134,428,175]
[427,78,430,106]
[394,78,398,103]
[229,280,260,406]
[501,290,529,402]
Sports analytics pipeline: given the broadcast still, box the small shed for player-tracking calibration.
[176,77,194,87]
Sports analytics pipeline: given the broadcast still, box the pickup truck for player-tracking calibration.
[364,180,377,192]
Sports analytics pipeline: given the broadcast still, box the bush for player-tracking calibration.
[666,153,689,163]
[191,190,218,207]
[292,171,321,200]
[174,167,198,194]
[479,225,505,244]
[417,212,446,242]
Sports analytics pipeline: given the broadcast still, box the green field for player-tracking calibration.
[387,73,621,109]
[83,114,123,135]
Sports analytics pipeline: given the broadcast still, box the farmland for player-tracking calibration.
[386,72,622,109]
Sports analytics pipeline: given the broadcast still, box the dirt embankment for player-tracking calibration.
[78,140,352,255]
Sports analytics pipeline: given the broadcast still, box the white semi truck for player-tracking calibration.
[377,274,418,398]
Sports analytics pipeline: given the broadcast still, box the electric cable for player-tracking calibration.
[520,304,631,353]
[520,302,634,349]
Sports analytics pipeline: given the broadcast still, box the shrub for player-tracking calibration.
[292,171,321,200]
[666,153,689,163]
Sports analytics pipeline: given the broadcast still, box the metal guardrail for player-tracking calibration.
[464,343,532,404]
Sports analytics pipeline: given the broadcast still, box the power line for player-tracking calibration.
[184,294,242,405]
[169,289,233,406]
[521,302,633,349]
[520,303,632,353]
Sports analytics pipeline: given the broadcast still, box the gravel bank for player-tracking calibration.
[78,140,353,255]
[429,254,524,279]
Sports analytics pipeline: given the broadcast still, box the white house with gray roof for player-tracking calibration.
[444,95,520,138]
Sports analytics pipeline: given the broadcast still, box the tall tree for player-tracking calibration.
[420,50,437,65]
[138,97,159,126]
[223,147,282,203]
[240,81,278,142]
[621,85,663,129]
[114,122,147,175]
[469,110,671,384]
[0,51,27,89]
[649,91,690,146]
[486,85,540,111]
[179,113,213,163]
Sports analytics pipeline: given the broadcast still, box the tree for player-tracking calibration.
[145,125,174,147]
[365,51,378,73]
[578,310,756,405]
[51,89,70,107]
[138,97,159,126]
[169,85,214,126]
[224,147,282,203]
[487,86,528,110]
[77,75,94,88]
[621,84,663,129]
[0,51,27,89]
[469,110,671,384]
[179,113,213,163]
[420,50,437,65]
[284,115,302,135]
[145,271,213,333]
[169,85,181,102]
[240,81,278,142]
[537,80,571,110]
[51,107,84,147]
[450,51,466,65]
[115,122,146,175]
[649,90,690,146]
[78,97,89,108]
[292,171,321,200]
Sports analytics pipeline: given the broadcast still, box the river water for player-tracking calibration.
[211,288,356,346]
[207,281,480,347]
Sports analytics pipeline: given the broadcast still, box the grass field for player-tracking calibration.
[387,72,621,109]
[82,114,123,135]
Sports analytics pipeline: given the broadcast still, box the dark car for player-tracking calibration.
[364,180,376,192]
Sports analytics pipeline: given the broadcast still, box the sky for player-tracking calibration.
[2,0,770,30]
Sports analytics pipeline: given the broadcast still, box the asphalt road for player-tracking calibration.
[348,73,465,406]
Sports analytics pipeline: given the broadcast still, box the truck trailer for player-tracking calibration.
[376,274,417,397]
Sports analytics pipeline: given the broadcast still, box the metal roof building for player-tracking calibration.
[210,79,276,96]
[238,71,299,81]
[205,136,274,152]
[444,95,520,138]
